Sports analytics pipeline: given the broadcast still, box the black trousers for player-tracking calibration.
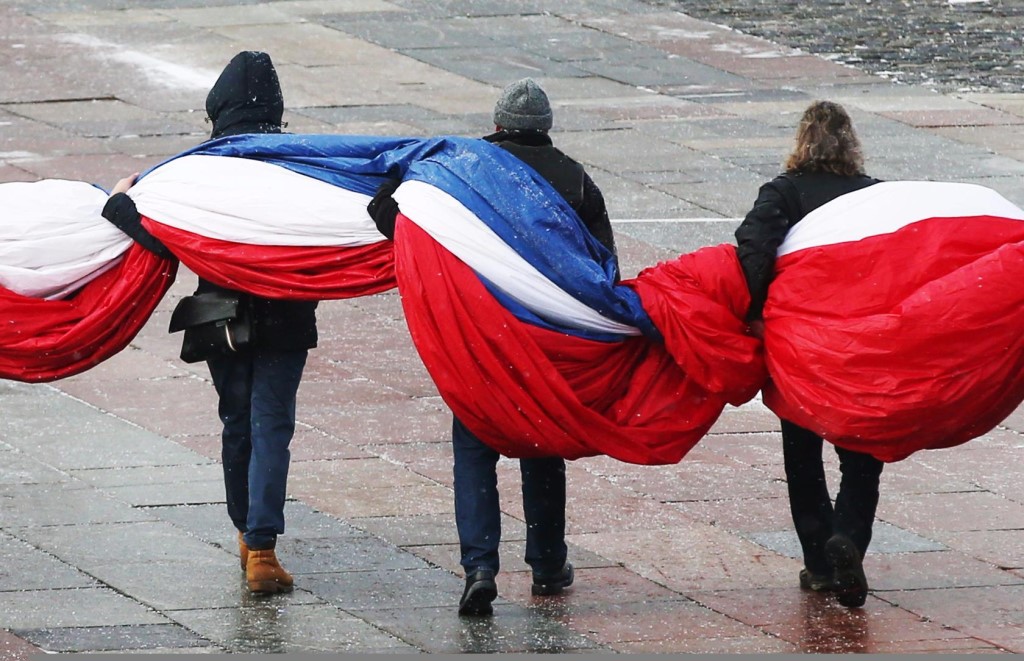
[781,419,884,575]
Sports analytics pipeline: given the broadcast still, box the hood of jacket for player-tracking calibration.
[205,51,284,139]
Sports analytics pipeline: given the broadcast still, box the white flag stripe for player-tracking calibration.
[780,181,1024,256]
[395,180,641,337]
[0,180,131,299]
[129,155,385,247]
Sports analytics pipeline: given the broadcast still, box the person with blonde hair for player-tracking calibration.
[734,100,883,609]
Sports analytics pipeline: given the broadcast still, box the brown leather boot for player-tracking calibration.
[238,532,249,571]
[246,548,294,594]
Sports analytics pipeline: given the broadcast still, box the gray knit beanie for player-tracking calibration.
[493,78,553,132]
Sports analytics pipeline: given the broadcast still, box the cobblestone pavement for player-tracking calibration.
[669,0,1024,93]
[1,0,1024,655]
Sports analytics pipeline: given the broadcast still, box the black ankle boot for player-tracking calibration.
[532,562,574,596]
[458,569,497,616]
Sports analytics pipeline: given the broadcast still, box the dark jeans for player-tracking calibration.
[452,417,567,576]
[208,348,308,550]
[782,419,884,575]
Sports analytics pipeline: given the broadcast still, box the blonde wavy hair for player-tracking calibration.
[784,101,865,176]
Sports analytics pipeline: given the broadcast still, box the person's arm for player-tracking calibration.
[101,174,174,259]
[366,179,401,241]
[576,173,620,276]
[734,180,793,322]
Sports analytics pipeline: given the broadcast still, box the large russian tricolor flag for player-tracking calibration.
[762,181,1024,461]
[0,180,176,383]
[6,135,1024,466]
[387,139,764,464]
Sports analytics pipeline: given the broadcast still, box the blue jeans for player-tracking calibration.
[452,417,567,576]
[208,349,307,550]
[782,419,883,575]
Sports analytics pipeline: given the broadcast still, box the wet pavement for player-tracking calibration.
[2,0,1024,655]
[670,0,1024,94]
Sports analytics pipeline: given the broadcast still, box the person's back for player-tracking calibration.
[455,78,617,616]
[196,51,318,352]
[481,78,616,259]
[734,100,884,610]
[365,77,614,617]
[192,51,317,595]
[104,51,316,596]
[735,104,879,323]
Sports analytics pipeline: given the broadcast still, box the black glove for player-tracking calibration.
[366,178,402,241]
[102,192,174,259]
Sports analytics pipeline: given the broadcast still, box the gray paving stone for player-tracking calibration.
[0,449,68,485]
[8,0,253,10]
[403,46,591,86]
[94,478,226,508]
[286,536,429,574]
[383,0,654,18]
[0,587,165,629]
[69,462,220,488]
[0,383,203,470]
[657,170,769,218]
[0,533,97,591]
[14,623,209,653]
[14,521,230,569]
[329,17,507,50]
[141,503,239,555]
[352,513,464,547]
[554,127,705,174]
[168,602,413,654]
[100,647,223,654]
[614,219,740,255]
[708,399,784,435]
[303,567,464,610]
[145,502,369,559]
[292,111,462,138]
[85,560,321,612]
[0,483,154,527]
[957,175,1024,209]
[594,173,711,220]
[2,98,195,138]
[348,604,602,653]
[637,116,791,147]
[295,104,448,132]
[683,87,813,104]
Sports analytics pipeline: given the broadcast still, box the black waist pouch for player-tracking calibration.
[169,292,254,363]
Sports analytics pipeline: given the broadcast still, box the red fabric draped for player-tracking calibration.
[394,216,764,465]
[143,218,395,300]
[763,216,1024,461]
[0,245,176,383]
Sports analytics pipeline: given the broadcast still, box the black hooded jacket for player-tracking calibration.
[735,169,880,321]
[206,50,284,139]
[103,51,317,352]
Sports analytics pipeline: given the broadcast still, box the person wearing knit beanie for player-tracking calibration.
[493,78,553,132]
[367,78,618,618]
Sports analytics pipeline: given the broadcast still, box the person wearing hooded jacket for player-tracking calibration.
[102,51,316,595]
[367,78,617,617]
[734,100,884,609]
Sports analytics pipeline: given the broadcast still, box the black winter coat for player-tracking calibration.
[483,130,617,262]
[735,169,880,321]
[102,50,317,352]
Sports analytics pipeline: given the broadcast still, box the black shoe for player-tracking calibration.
[799,567,836,592]
[458,569,497,616]
[532,562,574,596]
[825,535,868,608]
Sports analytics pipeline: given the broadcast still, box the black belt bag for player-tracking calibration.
[169,292,255,363]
